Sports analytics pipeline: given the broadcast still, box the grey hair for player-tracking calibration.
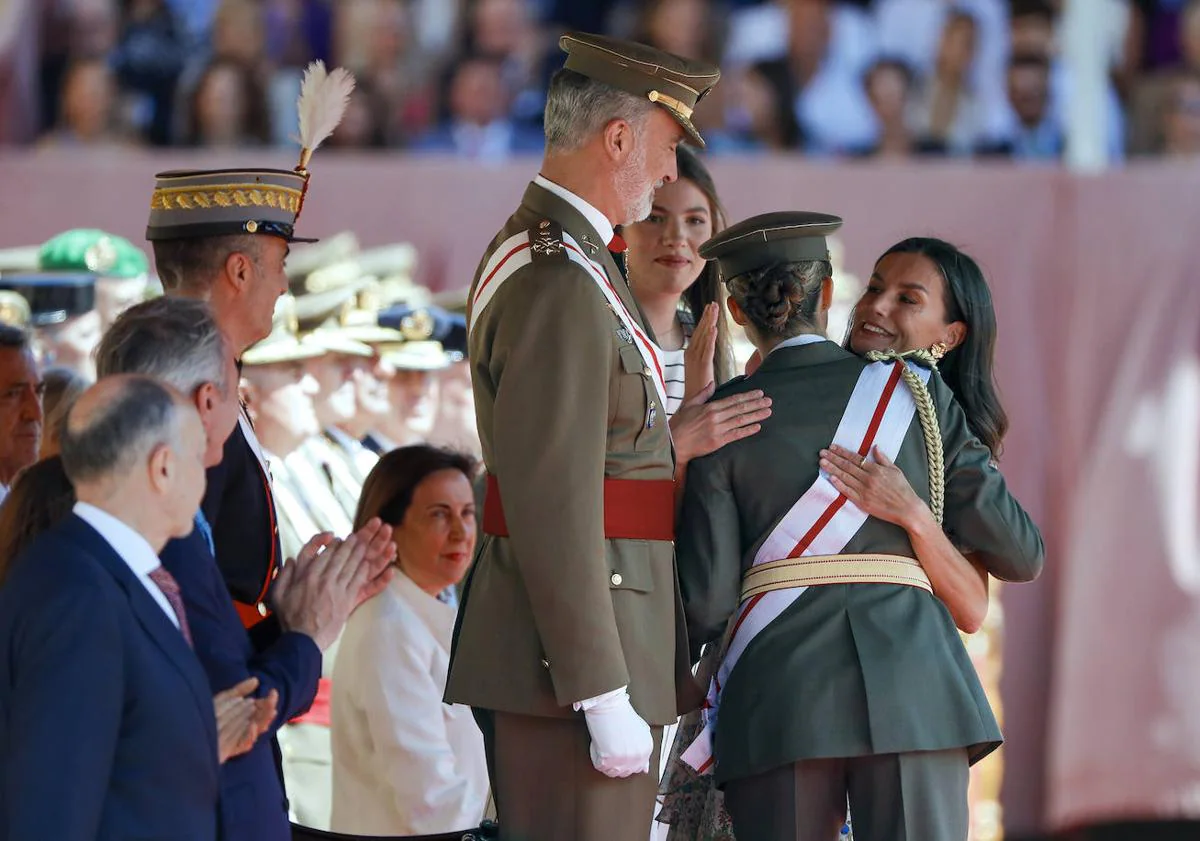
[151,234,261,294]
[0,324,31,352]
[95,297,229,396]
[60,376,183,485]
[543,69,658,154]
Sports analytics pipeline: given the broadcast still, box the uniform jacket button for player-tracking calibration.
[541,658,551,670]
[610,572,623,586]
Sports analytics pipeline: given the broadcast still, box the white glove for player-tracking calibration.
[576,686,653,778]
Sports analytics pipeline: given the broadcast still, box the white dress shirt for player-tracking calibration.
[330,570,488,836]
[73,501,179,630]
[533,173,614,245]
[0,484,8,508]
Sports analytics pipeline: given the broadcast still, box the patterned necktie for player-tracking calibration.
[148,565,194,648]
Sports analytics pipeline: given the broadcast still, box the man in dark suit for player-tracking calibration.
[0,374,219,841]
[94,297,395,841]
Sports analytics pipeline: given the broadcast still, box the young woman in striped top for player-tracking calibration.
[624,146,768,467]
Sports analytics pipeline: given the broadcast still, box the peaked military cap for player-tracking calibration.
[39,229,149,279]
[147,61,355,246]
[147,168,316,244]
[699,211,844,281]
[379,340,453,372]
[377,303,467,359]
[559,32,720,148]
[0,272,96,327]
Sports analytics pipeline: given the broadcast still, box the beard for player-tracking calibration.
[615,140,657,226]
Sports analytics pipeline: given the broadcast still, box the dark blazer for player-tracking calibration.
[0,514,219,841]
[161,528,322,841]
[203,421,279,613]
[676,340,1045,785]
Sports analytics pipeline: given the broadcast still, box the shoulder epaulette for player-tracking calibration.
[529,219,567,263]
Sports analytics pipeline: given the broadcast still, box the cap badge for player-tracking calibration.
[84,237,117,273]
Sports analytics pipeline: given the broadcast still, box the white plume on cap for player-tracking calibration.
[295,60,356,172]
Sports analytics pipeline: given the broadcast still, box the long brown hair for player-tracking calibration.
[354,445,478,531]
[637,145,736,385]
[0,457,76,584]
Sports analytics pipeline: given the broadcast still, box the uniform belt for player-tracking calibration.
[483,473,675,541]
[741,554,933,601]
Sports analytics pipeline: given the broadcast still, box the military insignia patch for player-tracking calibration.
[530,219,564,258]
[647,403,657,429]
[615,324,633,344]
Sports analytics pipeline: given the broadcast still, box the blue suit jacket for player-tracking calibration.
[160,528,322,841]
[0,514,219,841]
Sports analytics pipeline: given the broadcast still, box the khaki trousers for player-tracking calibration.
[474,708,662,841]
[724,749,969,841]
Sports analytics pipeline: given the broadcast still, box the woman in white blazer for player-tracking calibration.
[330,445,488,836]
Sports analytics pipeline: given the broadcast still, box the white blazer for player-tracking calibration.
[330,570,488,836]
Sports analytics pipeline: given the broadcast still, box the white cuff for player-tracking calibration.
[572,685,628,712]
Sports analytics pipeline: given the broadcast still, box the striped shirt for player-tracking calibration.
[661,346,687,417]
[657,307,695,419]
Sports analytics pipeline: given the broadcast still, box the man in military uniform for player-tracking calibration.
[142,75,395,835]
[146,166,311,626]
[443,32,720,841]
[38,229,149,331]
[293,275,378,522]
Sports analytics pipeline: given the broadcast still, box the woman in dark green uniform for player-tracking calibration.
[674,212,1044,841]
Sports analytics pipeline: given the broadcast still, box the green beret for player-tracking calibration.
[39,229,149,279]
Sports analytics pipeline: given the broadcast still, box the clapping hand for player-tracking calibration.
[214,677,278,763]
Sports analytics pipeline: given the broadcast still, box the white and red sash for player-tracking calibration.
[679,358,933,775]
[469,229,669,409]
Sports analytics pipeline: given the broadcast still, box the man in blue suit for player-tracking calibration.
[94,297,396,841]
[0,374,219,841]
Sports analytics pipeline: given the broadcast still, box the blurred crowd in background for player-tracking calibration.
[27,0,1200,162]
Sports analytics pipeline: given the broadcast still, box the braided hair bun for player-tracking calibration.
[729,259,831,336]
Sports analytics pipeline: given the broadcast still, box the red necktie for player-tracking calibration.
[608,233,629,279]
[148,565,194,648]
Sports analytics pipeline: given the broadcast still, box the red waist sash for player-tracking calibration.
[483,473,675,542]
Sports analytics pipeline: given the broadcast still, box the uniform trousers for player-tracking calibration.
[724,748,969,841]
[474,708,663,841]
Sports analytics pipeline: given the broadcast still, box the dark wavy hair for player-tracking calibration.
[727,259,832,338]
[0,457,76,585]
[674,146,736,384]
[874,237,1009,458]
[354,445,477,531]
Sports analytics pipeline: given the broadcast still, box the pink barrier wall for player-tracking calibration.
[2,149,1196,835]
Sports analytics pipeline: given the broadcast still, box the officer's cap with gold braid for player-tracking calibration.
[147,62,355,244]
[559,32,720,148]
